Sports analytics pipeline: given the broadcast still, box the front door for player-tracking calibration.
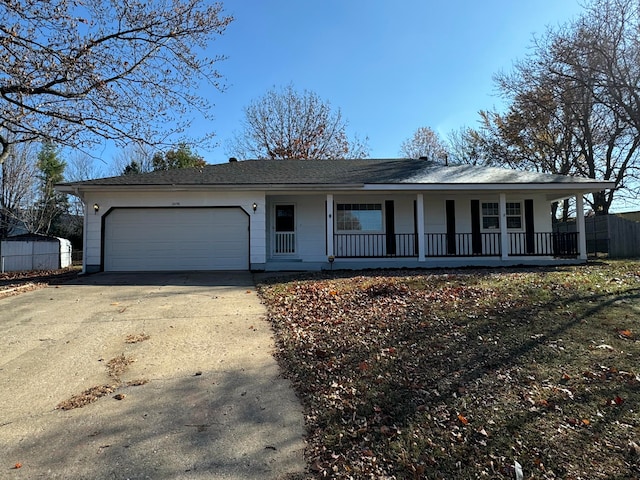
[274,204,296,254]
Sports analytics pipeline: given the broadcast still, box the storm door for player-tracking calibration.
[274,204,296,254]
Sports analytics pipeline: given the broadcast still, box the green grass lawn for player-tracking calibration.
[258,261,640,479]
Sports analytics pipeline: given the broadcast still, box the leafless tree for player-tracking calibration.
[0,142,38,237]
[110,143,155,176]
[0,0,233,164]
[67,152,107,182]
[226,85,369,160]
[400,126,449,163]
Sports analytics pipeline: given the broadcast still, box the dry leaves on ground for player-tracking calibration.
[258,261,640,479]
[0,268,79,298]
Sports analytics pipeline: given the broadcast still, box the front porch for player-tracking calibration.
[263,191,590,271]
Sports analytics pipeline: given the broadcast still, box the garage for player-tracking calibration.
[103,207,249,271]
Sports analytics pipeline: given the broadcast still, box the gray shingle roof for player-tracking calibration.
[58,158,612,188]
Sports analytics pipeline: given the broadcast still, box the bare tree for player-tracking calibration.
[227,85,369,160]
[446,127,486,166]
[0,142,38,237]
[65,151,106,238]
[0,0,233,164]
[67,152,107,182]
[400,126,449,162]
[110,143,155,176]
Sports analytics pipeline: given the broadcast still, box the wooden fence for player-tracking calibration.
[555,214,640,258]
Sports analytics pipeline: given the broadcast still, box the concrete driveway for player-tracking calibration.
[0,272,306,479]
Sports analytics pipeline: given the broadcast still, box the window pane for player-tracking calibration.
[275,205,295,232]
[506,203,521,216]
[358,211,382,230]
[482,203,498,216]
[507,216,522,229]
[483,217,499,229]
[336,204,382,231]
[337,211,361,230]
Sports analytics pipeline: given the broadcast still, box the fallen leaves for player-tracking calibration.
[106,354,134,379]
[0,268,79,298]
[125,332,150,344]
[619,329,634,339]
[457,414,469,425]
[57,349,147,410]
[56,385,117,410]
[258,262,640,479]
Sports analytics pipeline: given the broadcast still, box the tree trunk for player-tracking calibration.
[592,190,609,215]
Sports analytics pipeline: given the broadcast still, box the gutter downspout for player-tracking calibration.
[73,187,88,274]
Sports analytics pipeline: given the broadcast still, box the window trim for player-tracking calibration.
[505,202,523,230]
[481,202,500,231]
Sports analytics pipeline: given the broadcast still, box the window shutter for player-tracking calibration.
[471,200,482,254]
[525,199,535,254]
[446,200,456,255]
[385,200,396,255]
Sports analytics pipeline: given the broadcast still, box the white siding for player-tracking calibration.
[85,191,264,271]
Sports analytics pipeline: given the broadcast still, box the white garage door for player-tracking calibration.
[104,208,249,271]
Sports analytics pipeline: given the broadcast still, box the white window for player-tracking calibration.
[482,202,522,230]
[336,203,383,231]
[482,202,499,229]
[506,202,522,229]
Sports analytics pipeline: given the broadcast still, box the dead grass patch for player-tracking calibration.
[258,261,640,479]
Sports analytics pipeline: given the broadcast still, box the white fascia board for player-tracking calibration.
[362,182,615,193]
[59,181,614,196]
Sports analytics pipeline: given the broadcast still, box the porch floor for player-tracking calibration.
[261,256,585,272]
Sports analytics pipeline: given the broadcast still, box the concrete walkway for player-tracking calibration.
[0,272,306,479]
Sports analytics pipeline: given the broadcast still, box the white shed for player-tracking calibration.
[0,234,72,273]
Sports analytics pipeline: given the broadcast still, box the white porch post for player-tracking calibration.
[499,193,509,260]
[416,194,425,262]
[326,194,334,258]
[576,194,587,260]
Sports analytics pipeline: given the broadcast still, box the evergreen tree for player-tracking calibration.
[34,142,67,234]
[151,144,206,170]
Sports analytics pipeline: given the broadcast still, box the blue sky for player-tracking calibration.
[197,0,585,163]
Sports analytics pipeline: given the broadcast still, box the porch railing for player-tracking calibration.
[332,232,579,258]
[334,233,417,258]
[425,232,501,256]
[274,232,296,254]
[508,232,578,256]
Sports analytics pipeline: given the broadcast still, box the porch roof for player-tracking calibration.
[57,158,613,193]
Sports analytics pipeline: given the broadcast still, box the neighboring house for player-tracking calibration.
[56,158,614,273]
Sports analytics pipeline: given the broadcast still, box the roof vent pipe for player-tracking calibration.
[228,157,238,163]
[418,155,448,166]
